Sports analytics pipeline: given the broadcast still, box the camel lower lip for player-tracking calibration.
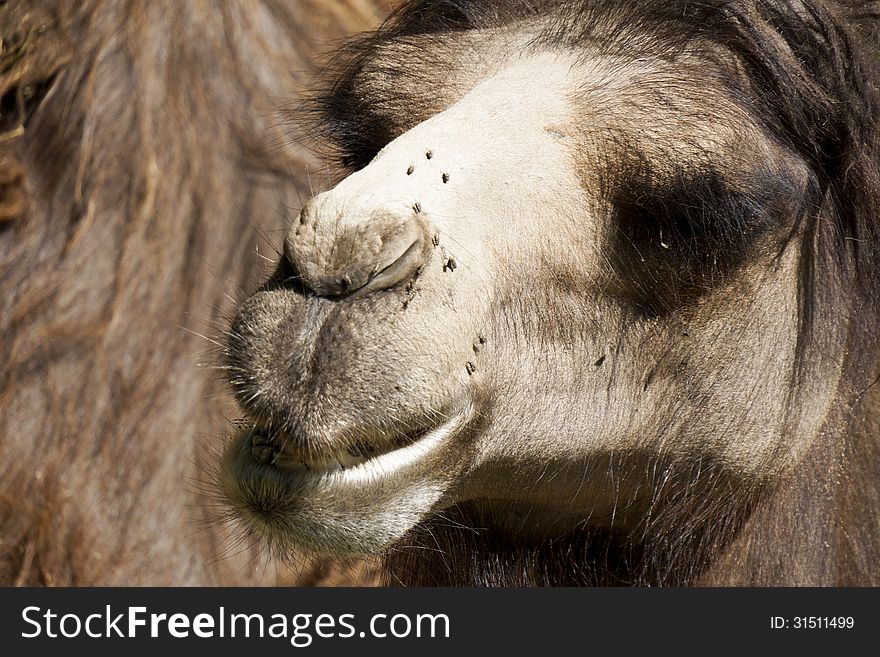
[222,405,473,555]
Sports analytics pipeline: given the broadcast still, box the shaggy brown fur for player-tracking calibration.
[0,0,389,585]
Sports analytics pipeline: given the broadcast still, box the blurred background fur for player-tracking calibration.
[0,0,394,586]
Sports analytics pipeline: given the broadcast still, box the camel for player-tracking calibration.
[221,0,880,585]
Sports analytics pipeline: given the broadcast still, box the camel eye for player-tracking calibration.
[611,163,801,258]
[613,168,772,264]
[606,163,802,311]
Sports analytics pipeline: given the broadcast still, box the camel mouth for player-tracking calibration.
[220,408,473,555]
[245,422,439,477]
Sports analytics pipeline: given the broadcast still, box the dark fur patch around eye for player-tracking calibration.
[615,166,772,262]
[605,157,806,314]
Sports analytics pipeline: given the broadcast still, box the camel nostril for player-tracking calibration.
[284,198,429,298]
[359,236,426,295]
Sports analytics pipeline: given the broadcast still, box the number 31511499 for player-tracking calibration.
[770,617,854,629]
